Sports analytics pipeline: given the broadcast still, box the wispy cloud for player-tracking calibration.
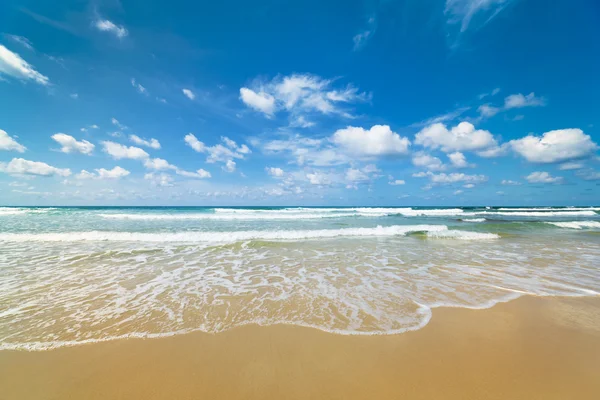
[93,18,128,39]
[0,45,49,85]
[353,16,377,51]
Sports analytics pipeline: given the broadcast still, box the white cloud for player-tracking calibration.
[0,158,71,177]
[176,168,211,179]
[559,162,584,171]
[144,173,174,187]
[143,157,174,171]
[94,19,128,39]
[70,93,79,99]
[463,183,475,188]
[526,171,562,184]
[501,179,521,185]
[332,125,410,157]
[0,44,49,85]
[95,166,130,179]
[448,151,470,168]
[266,167,284,177]
[239,88,276,116]
[239,73,369,121]
[415,121,496,152]
[182,88,195,100]
[0,129,26,152]
[413,171,487,184]
[184,134,250,165]
[510,129,597,163]
[101,141,149,160]
[131,78,148,95]
[575,169,600,181]
[223,160,236,173]
[306,171,331,185]
[75,170,96,180]
[51,133,94,155]
[389,179,405,186]
[453,189,463,195]
[9,181,28,187]
[345,168,369,183]
[477,104,500,118]
[130,134,160,149]
[184,133,205,152]
[504,92,546,109]
[475,143,510,158]
[412,152,445,171]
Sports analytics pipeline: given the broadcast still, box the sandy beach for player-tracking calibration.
[1,295,599,400]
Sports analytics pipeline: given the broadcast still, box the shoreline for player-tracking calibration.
[2,295,599,399]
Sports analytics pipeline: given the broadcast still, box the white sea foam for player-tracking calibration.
[461,218,486,222]
[0,207,57,216]
[545,221,600,229]
[0,225,449,243]
[426,230,500,240]
[498,207,600,211]
[476,210,597,217]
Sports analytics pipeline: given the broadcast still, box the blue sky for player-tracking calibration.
[0,0,599,206]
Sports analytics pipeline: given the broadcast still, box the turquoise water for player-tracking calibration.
[1,206,599,350]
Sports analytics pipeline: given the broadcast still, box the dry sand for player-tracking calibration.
[1,295,599,400]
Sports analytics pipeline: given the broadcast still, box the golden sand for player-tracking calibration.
[1,296,599,400]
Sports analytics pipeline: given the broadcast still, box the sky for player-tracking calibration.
[0,0,599,206]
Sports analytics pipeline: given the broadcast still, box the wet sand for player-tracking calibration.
[1,296,599,400]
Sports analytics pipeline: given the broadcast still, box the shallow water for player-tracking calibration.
[1,206,599,350]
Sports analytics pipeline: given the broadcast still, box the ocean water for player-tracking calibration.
[1,205,599,351]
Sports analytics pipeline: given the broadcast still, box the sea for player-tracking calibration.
[1,205,599,351]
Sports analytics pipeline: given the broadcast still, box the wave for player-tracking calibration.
[475,210,597,217]
[98,212,363,220]
[497,207,600,211]
[0,207,57,216]
[0,225,453,243]
[460,218,486,223]
[545,221,600,229]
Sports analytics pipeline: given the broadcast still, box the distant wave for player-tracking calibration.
[475,210,597,217]
[0,225,503,242]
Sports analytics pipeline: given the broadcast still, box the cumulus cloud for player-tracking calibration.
[51,133,94,155]
[0,44,49,85]
[101,141,149,160]
[510,129,597,163]
[266,167,285,177]
[94,19,128,38]
[526,171,562,184]
[412,152,445,171]
[182,88,195,100]
[475,143,510,158]
[501,179,521,185]
[223,160,236,173]
[0,129,26,152]
[0,158,71,177]
[96,166,130,179]
[239,88,276,116]
[448,151,471,168]
[143,157,211,179]
[306,171,332,185]
[239,73,370,122]
[415,121,496,152]
[130,134,160,149]
[332,125,410,157]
